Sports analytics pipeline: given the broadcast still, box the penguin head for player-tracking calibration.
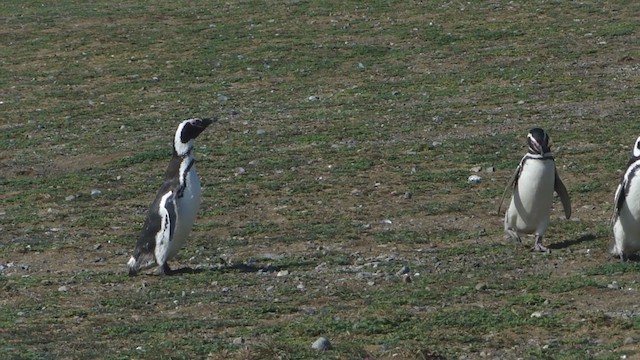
[633,136,640,158]
[173,118,215,156]
[527,128,551,155]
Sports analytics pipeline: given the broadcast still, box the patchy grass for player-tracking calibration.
[2,0,640,358]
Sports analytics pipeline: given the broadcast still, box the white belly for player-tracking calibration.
[612,177,640,256]
[167,168,202,260]
[505,159,555,235]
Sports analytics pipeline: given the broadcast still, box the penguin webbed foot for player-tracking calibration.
[531,236,550,253]
[154,263,173,276]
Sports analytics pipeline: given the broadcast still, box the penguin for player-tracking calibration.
[611,135,640,261]
[127,117,214,275]
[498,128,571,252]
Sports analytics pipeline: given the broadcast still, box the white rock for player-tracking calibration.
[468,175,482,184]
[276,270,289,277]
[530,311,545,318]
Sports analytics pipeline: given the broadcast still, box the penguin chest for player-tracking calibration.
[507,160,555,233]
[169,167,202,259]
[613,174,640,252]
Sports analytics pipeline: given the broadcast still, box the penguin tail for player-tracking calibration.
[127,250,156,276]
[127,256,140,276]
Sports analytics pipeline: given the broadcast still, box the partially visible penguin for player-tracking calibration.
[611,135,640,261]
[498,128,571,252]
[127,118,214,275]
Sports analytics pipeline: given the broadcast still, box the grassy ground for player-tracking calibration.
[1,0,640,358]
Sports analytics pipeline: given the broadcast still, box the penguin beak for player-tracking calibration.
[196,118,215,129]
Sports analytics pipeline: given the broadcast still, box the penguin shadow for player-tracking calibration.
[168,267,207,275]
[548,233,597,250]
[219,262,282,273]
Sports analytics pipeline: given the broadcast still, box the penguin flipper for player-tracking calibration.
[611,182,625,226]
[498,165,521,215]
[554,172,571,219]
[154,191,177,268]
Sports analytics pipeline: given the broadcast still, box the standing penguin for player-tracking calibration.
[498,128,571,252]
[611,135,640,261]
[127,118,214,275]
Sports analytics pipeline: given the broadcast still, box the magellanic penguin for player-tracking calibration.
[498,128,572,252]
[127,118,214,275]
[611,135,640,261]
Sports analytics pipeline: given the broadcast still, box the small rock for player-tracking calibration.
[308,95,320,101]
[65,195,77,202]
[402,191,412,199]
[470,166,482,172]
[351,189,362,196]
[90,189,102,196]
[624,337,636,345]
[234,167,246,176]
[217,94,229,103]
[256,129,267,135]
[58,286,69,292]
[530,311,545,318]
[381,219,393,225]
[468,175,482,184]
[232,337,245,345]
[430,141,442,149]
[396,266,411,276]
[402,275,412,283]
[94,244,102,251]
[276,270,289,277]
[608,282,622,290]
[475,282,488,291]
[485,167,495,173]
[312,337,331,351]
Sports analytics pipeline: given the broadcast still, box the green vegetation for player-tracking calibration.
[2,0,639,358]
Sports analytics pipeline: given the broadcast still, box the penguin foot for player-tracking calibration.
[504,228,521,243]
[531,235,550,253]
[530,244,550,253]
[154,263,173,275]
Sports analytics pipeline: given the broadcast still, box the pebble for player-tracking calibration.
[485,167,496,173]
[607,282,622,290]
[217,94,228,103]
[312,337,331,351]
[58,286,69,292]
[308,95,320,101]
[468,175,482,184]
[276,270,289,277]
[402,192,412,199]
[256,129,267,135]
[475,282,488,291]
[232,337,245,345]
[396,266,410,276]
[624,337,636,345]
[470,166,482,172]
[90,189,102,196]
[234,167,246,176]
[65,195,77,202]
[530,311,545,318]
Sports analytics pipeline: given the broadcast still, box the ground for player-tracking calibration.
[1,1,640,359]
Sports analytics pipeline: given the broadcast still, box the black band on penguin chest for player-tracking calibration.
[177,159,195,199]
